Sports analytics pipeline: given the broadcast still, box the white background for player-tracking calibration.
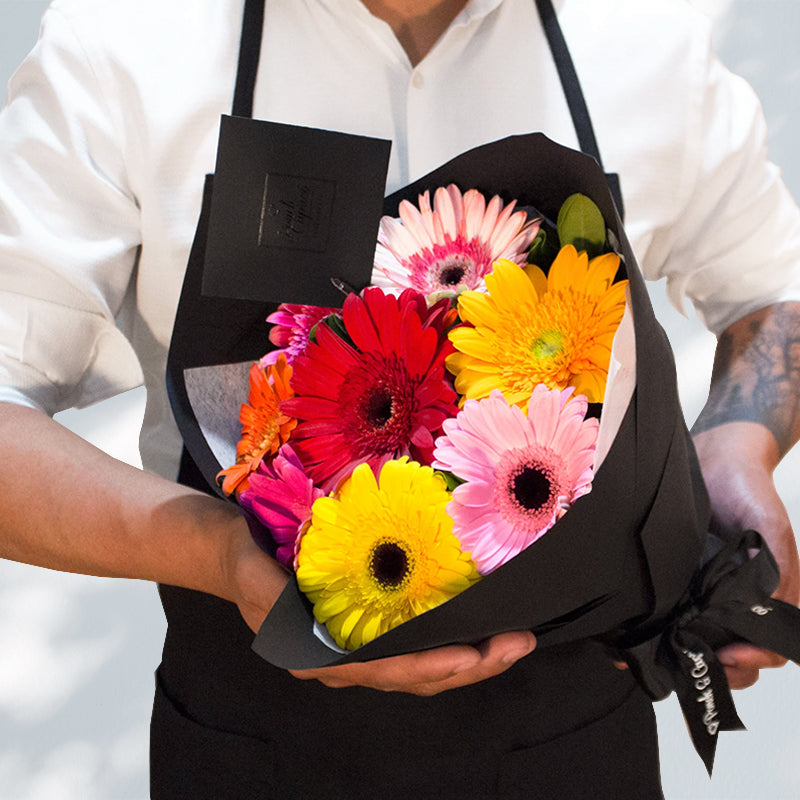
[0,1,799,797]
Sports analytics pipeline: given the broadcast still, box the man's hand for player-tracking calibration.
[219,516,292,633]
[289,631,537,696]
[221,516,538,695]
[691,302,800,689]
[693,422,798,689]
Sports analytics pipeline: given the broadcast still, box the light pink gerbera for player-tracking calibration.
[238,444,324,568]
[432,385,598,574]
[262,303,341,366]
[372,184,540,296]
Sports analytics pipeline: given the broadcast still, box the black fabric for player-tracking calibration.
[535,0,601,165]
[232,0,265,118]
[152,584,662,800]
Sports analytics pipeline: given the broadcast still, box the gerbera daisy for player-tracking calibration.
[432,385,598,574]
[282,287,459,491]
[372,184,540,296]
[217,354,296,495]
[447,246,627,407]
[262,303,341,366]
[296,458,480,650]
[238,444,324,568]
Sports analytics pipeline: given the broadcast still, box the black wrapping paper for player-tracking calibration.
[167,121,800,772]
[168,124,704,666]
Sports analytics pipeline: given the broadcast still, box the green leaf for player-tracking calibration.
[309,313,352,347]
[435,470,465,492]
[527,227,559,269]
[556,193,606,258]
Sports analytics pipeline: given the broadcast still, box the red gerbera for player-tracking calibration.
[282,288,459,491]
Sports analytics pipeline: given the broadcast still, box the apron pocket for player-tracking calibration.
[150,672,276,800]
[497,687,663,799]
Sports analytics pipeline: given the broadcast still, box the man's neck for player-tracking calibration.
[361,0,469,66]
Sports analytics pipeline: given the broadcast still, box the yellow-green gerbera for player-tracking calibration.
[447,246,628,406]
[296,458,480,650]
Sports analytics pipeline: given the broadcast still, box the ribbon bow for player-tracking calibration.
[619,529,800,774]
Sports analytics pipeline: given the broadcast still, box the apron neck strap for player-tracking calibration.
[232,0,265,117]
[534,0,604,169]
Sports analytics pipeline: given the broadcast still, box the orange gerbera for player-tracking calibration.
[217,354,297,495]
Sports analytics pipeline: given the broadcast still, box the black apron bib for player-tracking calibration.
[151,2,663,797]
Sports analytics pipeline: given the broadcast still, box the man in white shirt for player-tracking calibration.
[0,0,799,795]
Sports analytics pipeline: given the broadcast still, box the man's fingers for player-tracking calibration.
[724,665,760,690]
[289,631,537,695]
[717,642,787,689]
[290,644,482,691]
[428,632,537,694]
[717,642,787,670]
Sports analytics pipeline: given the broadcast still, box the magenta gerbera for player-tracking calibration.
[432,385,599,574]
[262,303,341,366]
[282,287,460,491]
[238,444,325,568]
[372,184,541,296]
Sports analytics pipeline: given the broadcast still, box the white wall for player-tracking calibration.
[0,1,798,797]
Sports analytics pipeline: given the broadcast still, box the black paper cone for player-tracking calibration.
[167,125,707,671]
[167,122,800,773]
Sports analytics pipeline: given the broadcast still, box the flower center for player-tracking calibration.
[494,445,567,535]
[364,388,394,428]
[370,540,412,589]
[530,329,565,360]
[512,466,552,511]
[238,413,280,463]
[408,237,493,294]
[438,262,468,286]
[338,352,421,459]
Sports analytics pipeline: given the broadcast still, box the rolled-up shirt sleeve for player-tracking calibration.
[644,26,800,335]
[0,6,143,415]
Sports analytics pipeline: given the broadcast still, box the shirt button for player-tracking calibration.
[412,71,425,89]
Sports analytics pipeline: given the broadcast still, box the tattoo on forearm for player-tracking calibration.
[691,303,800,457]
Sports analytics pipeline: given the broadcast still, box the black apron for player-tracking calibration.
[151,2,662,797]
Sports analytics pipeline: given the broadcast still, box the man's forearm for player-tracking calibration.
[690,301,800,615]
[691,301,800,460]
[0,402,284,608]
[0,403,541,692]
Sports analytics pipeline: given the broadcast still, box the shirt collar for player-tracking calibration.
[455,0,507,26]
[317,0,509,30]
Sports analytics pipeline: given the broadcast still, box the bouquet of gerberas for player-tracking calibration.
[167,122,800,773]
[216,186,628,652]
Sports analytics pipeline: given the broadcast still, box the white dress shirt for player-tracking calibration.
[1,0,799,479]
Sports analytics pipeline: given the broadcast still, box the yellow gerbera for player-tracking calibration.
[296,458,480,651]
[447,246,628,406]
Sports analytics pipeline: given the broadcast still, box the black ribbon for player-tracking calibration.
[619,529,800,774]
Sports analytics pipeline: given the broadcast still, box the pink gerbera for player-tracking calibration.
[432,385,598,574]
[282,287,460,491]
[238,444,324,568]
[372,184,540,296]
[262,303,341,366]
